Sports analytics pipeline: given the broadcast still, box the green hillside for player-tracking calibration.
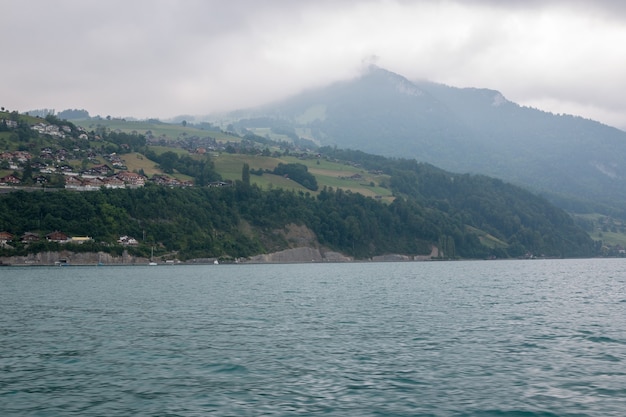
[0,110,604,260]
[73,118,238,143]
[219,66,626,221]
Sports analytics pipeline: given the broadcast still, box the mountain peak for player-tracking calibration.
[218,67,626,216]
[491,92,507,107]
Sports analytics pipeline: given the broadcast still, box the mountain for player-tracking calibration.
[0,110,600,260]
[218,66,626,217]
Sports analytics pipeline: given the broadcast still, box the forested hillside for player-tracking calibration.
[0,180,596,261]
[0,108,600,261]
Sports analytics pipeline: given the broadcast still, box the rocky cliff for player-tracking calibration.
[0,250,147,266]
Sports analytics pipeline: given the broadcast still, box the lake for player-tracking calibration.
[1,259,625,416]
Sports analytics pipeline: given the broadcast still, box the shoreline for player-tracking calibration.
[0,246,444,266]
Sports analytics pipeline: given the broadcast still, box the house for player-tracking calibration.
[150,174,180,186]
[3,120,18,129]
[81,178,104,191]
[0,174,20,185]
[64,176,83,189]
[32,123,65,138]
[116,171,146,187]
[46,231,69,243]
[21,232,40,243]
[34,175,48,185]
[70,236,92,244]
[0,231,13,243]
[13,151,32,163]
[55,150,68,162]
[83,164,112,176]
[209,181,233,187]
[103,177,125,189]
[31,161,48,170]
[118,235,139,246]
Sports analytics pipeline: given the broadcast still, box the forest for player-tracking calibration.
[0,178,597,261]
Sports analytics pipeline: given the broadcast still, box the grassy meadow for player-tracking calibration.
[212,153,393,198]
[73,119,239,143]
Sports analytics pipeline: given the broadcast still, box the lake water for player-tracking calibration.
[1,259,626,416]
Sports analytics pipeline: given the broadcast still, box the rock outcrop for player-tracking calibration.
[0,250,147,266]
[245,247,352,263]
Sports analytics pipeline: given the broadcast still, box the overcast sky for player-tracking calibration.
[3,0,626,129]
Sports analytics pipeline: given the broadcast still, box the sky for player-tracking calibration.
[3,0,626,129]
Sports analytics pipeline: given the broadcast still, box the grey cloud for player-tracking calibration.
[2,0,625,128]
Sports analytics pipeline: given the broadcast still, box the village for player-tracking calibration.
[0,116,233,189]
[0,230,144,250]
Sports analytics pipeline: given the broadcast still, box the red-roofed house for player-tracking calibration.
[0,174,20,185]
[116,171,146,187]
[46,231,69,243]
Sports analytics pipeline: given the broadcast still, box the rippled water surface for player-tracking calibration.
[2,259,626,416]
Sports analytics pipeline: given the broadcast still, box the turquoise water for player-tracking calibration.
[1,259,626,416]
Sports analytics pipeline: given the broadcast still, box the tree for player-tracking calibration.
[21,162,33,185]
[158,151,179,174]
[272,163,318,191]
[242,163,250,186]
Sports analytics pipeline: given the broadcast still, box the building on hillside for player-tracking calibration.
[13,151,32,163]
[32,123,65,138]
[103,176,125,189]
[116,171,146,187]
[0,231,13,243]
[46,231,69,243]
[21,232,40,243]
[64,176,83,189]
[209,180,233,187]
[31,161,48,170]
[118,235,139,246]
[150,174,180,187]
[82,164,112,176]
[0,174,20,185]
[34,175,48,185]
[70,236,92,244]
[83,178,104,191]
